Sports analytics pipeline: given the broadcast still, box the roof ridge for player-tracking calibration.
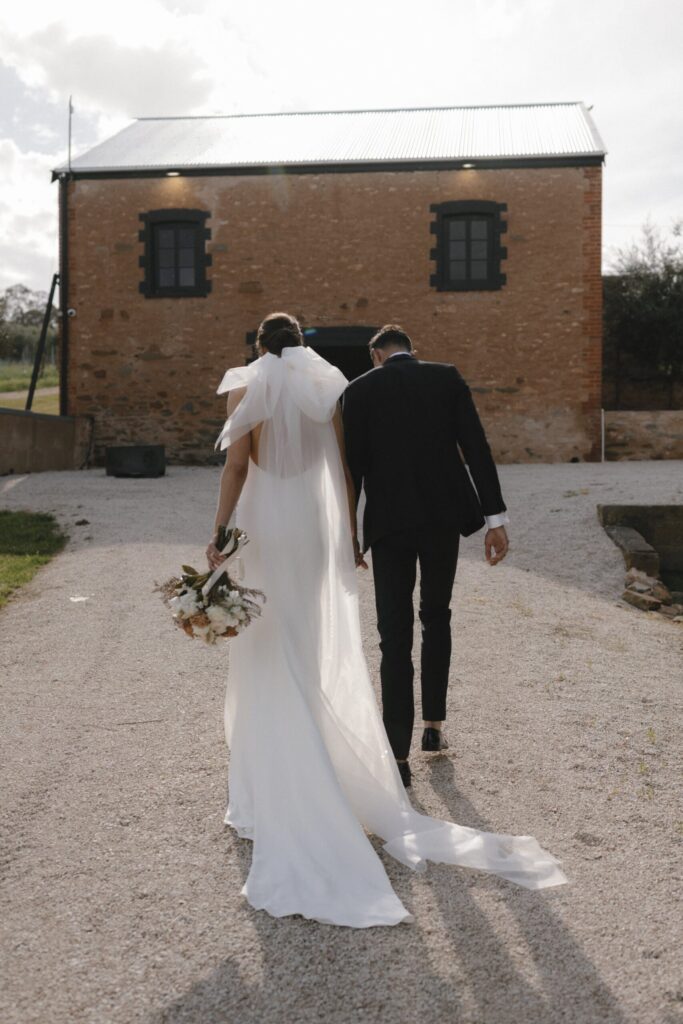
[134,101,585,121]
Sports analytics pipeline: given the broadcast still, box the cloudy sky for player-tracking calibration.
[1,0,681,293]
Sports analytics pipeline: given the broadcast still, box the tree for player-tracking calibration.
[3,284,56,328]
[0,284,58,363]
[604,220,683,386]
[0,292,9,355]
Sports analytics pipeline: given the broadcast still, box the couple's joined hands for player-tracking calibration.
[353,536,368,569]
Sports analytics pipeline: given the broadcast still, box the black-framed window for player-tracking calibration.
[430,200,507,291]
[138,209,212,298]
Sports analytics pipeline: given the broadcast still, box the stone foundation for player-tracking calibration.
[604,410,683,460]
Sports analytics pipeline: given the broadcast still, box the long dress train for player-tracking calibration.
[214,346,568,928]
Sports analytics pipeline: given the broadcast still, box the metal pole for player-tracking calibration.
[601,407,605,462]
[26,273,59,412]
[68,96,73,172]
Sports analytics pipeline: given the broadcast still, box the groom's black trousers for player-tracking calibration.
[370,526,460,761]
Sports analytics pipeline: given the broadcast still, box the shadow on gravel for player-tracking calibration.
[151,760,627,1024]
[421,755,628,1024]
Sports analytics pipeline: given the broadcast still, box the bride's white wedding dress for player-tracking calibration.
[214,346,567,928]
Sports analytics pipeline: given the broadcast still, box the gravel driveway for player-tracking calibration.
[1,460,682,1024]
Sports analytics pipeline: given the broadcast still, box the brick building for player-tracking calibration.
[52,103,606,464]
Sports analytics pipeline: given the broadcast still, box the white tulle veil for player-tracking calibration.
[214,345,348,478]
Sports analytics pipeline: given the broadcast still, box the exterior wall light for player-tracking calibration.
[166,171,181,177]
[462,162,476,169]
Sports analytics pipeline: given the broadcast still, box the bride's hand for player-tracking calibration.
[206,538,227,571]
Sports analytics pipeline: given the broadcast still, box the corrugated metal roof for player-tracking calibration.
[54,102,606,174]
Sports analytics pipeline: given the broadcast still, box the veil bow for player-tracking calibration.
[214,346,348,452]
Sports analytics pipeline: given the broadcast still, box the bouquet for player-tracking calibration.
[154,526,265,643]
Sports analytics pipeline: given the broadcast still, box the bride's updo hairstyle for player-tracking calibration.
[256,312,304,357]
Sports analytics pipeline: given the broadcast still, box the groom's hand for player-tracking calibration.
[485,526,509,566]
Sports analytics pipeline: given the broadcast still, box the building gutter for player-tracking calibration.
[50,154,605,182]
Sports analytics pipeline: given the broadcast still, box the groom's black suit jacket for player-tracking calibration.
[341,353,507,552]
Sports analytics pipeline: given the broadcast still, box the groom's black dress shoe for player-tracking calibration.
[421,727,449,752]
[397,760,412,788]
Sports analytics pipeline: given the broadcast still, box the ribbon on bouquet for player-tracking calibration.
[201,531,244,600]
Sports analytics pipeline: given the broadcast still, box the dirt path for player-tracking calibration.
[1,462,681,1024]
[0,385,59,401]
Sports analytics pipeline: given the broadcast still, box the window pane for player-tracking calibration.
[449,240,466,259]
[470,219,489,239]
[471,240,488,259]
[470,260,489,279]
[158,268,176,287]
[448,218,466,240]
[145,214,208,296]
[449,260,467,280]
[157,228,175,248]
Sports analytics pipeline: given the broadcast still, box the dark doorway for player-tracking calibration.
[245,325,376,381]
[304,326,376,381]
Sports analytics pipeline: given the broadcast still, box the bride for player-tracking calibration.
[206,311,567,928]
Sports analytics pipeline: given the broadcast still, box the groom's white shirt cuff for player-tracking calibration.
[484,511,510,529]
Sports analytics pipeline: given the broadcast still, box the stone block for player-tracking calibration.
[651,582,673,605]
[625,566,659,586]
[621,590,661,611]
[604,525,660,576]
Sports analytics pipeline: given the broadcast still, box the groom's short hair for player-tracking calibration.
[369,325,413,352]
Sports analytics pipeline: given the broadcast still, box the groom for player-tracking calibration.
[342,325,510,788]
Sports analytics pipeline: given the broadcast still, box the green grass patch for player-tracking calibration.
[0,391,60,414]
[0,361,59,393]
[0,510,68,608]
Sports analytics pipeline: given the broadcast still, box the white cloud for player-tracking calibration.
[1,21,214,118]
[0,0,681,289]
[0,139,58,290]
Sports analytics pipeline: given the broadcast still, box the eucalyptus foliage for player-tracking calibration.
[605,220,683,381]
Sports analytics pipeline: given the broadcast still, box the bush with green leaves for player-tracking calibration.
[605,220,683,382]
